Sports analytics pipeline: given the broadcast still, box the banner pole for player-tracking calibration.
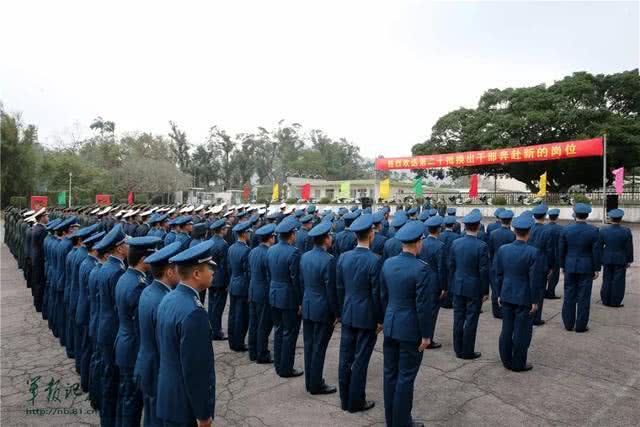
[602,134,607,224]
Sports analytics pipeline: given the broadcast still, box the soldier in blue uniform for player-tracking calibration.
[381,220,436,427]
[382,212,408,261]
[189,222,209,303]
[438,216,460,310]
[174,215,193,250]
[528,204,553,326]
[29,209,49,314]
[295,214,314,254]
[248,224,276,363]
[406,207,418,220]
[74,231,104,392]
[54,217,78,344]
[115,236,162,426]
[227,221,252,351]
[559,203,601,332]
[334,210,359,257]
[135,241,182,427]
[63,224,85,358]
[600,208,633,307]
[300,221,338,395]
[449,210,490,359]
[495,214,544,372]
[446,207,461,234]
[156,241,216,427]
[267,217,304,378]
[208,219,230,340]
[88,237,109,410]
[380,207,391,238]
[337,214,382,412]
[371,211,388,256]
[42,218,62,322]
[486,208,505,237]
[544,208,563,299]
[163,217,178,246]
[419,215,447,349]
[94,224,129,427]
[487,210,516,319]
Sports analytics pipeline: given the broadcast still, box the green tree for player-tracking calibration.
[207,125,236,190]
[412,69,640,191]
[1,110,39,207]
[168,121,191,173]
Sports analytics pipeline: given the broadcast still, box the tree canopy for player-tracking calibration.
[412,69,640,191]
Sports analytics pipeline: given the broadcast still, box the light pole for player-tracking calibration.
[68,172,72,208]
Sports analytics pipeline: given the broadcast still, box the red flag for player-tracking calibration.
[95,194,111,206]
[127,192,134,205]
[469,175,478,198]
[301,183,311,200]
[242,184,250,201]
[30,196,48,210]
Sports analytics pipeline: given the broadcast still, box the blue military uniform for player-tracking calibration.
[337,215,382,412]
[495,214,544,371]
[381,221,436,427]
[333,211,359,257]
[419,215,447,346]
[449,210,490,359]
[267,217,303,377]
[486,208,505,237]
[227,221,252,351]
[527,204,554,325]
[115,236,162,427]
[295,215,314,254]
[487,210,516,318]
[156,241,216,426]
[94,224,128,427]
[543,209,563,299]
[371,211,388,256]
[447,207,461,234]
[75,231,105,392]
[301,221,338,394]
[600,209,633,307]
[558,204,601,332]
[438,216,461,309]
[54,217,78,344]
[174,216,193,250]
[208,219,230,340]
[163,220,178,247]
[135,242,182,427]
[88,244,106,410]
[248,224,275,363]
[382,213,408,261]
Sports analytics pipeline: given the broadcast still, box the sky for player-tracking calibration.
[1,0,638,159]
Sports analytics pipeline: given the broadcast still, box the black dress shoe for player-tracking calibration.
[493,314,503,319]
[231,345,248,352]
[280,368,304,378]
[426,341,442,349]
[310,384,337,395]
[545,295,561,300]
[411,422,425,427]
[575,327,589,333]
[565,326,574,332]
[256,357,273,364]
[533,320,546,326]
[349,400,375,413]
[512,364,533,372]
[212,335,228,341]
[462,352,482,360]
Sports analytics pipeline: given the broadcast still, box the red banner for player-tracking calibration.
[375,137,603,170]
[301,183,311,200]
[469,175,478,199]
[30,196,48,210]
[96,194,111,206]
[127,192,134,205]
[242,184,250,201]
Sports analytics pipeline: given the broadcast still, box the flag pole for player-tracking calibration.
[602,134,607,224]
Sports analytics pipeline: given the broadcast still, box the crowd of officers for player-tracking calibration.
[4,200,634,427]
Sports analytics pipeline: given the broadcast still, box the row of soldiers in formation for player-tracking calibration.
[4,200,634,427]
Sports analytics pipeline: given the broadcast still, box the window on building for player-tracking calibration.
[326,189,334,199]
[314,189,321,199]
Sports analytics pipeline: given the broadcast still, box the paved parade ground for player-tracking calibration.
[1,221,639,426]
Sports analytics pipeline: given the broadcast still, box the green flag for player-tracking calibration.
[339,181,351,199]
[57,191,66,205]
[413,177,423,198]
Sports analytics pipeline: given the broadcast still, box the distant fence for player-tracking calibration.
[416,191,640,206]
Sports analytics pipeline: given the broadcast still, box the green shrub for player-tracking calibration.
[492,195,507,205]
[286,198,298,204]
[319,197,331,204]
[571,194,591,204]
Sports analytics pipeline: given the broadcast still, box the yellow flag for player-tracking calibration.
[272,183,279,201]
[339,181,351,199]
[537,172,547,197]
[379,178,390,200]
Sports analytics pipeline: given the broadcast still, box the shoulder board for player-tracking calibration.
[417,259,429,267]
[193,295,205,309]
